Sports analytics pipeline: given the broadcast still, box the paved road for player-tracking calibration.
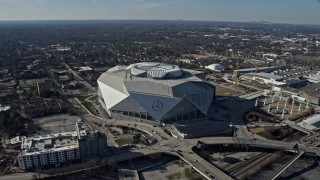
[64,63,96,93]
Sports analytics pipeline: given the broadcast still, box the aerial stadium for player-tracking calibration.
[97,62,216,125]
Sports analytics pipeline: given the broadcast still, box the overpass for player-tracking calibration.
[283,120,313,136]
[269,151,304,180]
[197,137,320,156]
[176,151,232,180]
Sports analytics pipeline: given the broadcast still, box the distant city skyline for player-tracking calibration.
[0,0,319,25]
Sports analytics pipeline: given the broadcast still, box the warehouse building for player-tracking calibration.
[241,72,286,86]
[234,66,287,76]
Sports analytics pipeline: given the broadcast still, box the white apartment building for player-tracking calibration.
[18,132,80,169]
[18,121,107,170]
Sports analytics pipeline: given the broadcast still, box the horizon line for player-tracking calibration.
[0,19,319,26]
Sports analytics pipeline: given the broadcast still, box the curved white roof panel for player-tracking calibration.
[205,64,225,71]
[126,62,182,79]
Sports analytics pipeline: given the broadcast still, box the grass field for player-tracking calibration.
[77,95,91,102]
[295,55,320,62]
[82,102,98,116]
[88,95,97,101]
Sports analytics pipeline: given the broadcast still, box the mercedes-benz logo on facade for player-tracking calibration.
[152,100,163,111]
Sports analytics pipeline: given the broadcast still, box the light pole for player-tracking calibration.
[298,103,302,111]
[281,108,285,118]
[271,94,275,103]
[134,123,137,134]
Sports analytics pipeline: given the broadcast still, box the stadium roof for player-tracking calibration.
[126,62,182,79]
[98,64,207,97]
[97,62,215,119]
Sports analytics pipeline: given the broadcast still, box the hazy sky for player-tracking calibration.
[0,0,319,24]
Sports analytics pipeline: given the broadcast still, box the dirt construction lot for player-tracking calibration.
[32,114,83,134]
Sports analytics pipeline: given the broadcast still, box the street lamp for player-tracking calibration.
[229,123,237,137]
[134,123,137,134]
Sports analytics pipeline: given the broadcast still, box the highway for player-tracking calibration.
[283,120,313,135]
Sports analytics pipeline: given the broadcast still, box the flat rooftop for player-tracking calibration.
[0,104,10,112]
[297,113,320,131]
[255,72,283,80]
[20,132,79,156]
[301,83,320,97]
[234,66,286,73]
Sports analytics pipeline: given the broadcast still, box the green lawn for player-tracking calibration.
[88,95,97,101]
[77,95,91,102]
[82,102,98,116]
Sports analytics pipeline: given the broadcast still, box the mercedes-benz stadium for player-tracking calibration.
[97,62,216,124]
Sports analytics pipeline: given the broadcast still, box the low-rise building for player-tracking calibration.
[78,66,93,72]
[306,73,320,83]
[242,72,286,86]
[233,66,286,76]
[61,81,81,89]
[297,113,320,131]
[8,136,26,149]
[37,80,54,96]
[78,66,93,76]
[0,104,10,113]
[10,136,26,145]
[299,83,320,105]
